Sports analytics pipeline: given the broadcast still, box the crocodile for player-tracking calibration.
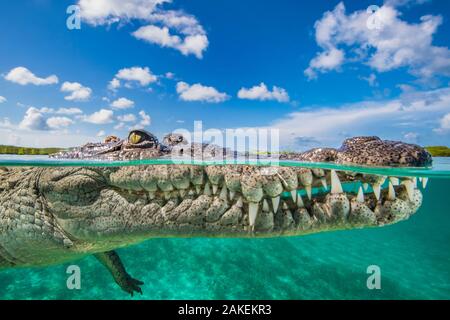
[0,130,432,295]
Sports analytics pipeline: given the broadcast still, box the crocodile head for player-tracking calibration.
[35,132,431,251]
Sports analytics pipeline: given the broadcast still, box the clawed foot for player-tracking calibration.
[118,274,144,296]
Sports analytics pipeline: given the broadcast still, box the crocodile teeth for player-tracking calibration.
[229,190,236,200]
[236,196,243,208]
[179,189,187,198]
[272,196,280,213]
[262,199,270,212]
[212,184,218,195]
[363,183,369,191]
[331,170,343,194]
[422,177,429,189]
[219,185,228,201]
[372,183,381,201]
[204,182,212,196]
[320,177,328,190]
[195,185,201,195]
[290,190,297,202]
[402,180,415,201]
[296,194,304,208]
[249,202,259,230]
[305,185,312,200]
[388,182,396,201]
[282,202,289,210]
[356,186,364,203]
[390,177,400,186]
[148,192,155,200]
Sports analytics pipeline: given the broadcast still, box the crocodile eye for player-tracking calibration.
[129,132,142,144]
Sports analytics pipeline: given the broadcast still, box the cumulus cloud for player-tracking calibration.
[128,111,151,130]
[19,107,49,130]
[46,117,74,129]
[4,67,58,86]
[305,3,450,80]
[117,113,137,122]
[111,97,135,109]
[237,83,290,103]
[305,48,345,79]
[139,110,151,126]
[61,82,92,101]
[18,107,76,131]
[83,109,114,124]
[176,81,229,103]
[0,96,6,104]
[133,25,208,59]
[78,0,208,58]
[109,67,157,90]
[435,113,450,133]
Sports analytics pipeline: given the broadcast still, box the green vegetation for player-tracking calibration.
[0,145,63,155]
[426,146,450,157]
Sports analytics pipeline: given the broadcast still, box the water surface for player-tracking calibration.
[0,156,449,299]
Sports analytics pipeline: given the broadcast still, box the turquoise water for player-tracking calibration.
[0,157,449,299]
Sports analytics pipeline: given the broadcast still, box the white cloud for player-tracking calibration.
[108,78,121,91]
[61,82,92,101]
[305,3,450,80]
[264,86,450,149]
[0,96,6,103]
[176,81,229,103]
[55,107,83,115]
[305,48,345,79]
[111,97,135,109]
[435,113,450,132]
[78,0,167,25]
[21,106,83,116]
[384,0,430,7]
[46,117,74,129]
[139,110,151,126]
[128,110,151,130]
[360,73,379,87]
[78,0,208,58]
[403,131,420,142]
[114,122,126,130]
[18,107,76,131]
[97,130,106,137]
[19,107,49,130]
[237,83,290,103]
[133,25,208,59]
[109,67,157,90]
[117,113,137,122]
[165,72,175,79]
[83,109,114,124]
[4,67,58,86]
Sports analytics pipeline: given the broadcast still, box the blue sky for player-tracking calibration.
[0,0,449,149]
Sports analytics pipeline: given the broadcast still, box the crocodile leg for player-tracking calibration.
[94,251,144,296]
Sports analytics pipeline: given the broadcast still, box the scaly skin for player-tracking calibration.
[0,132,432,295]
